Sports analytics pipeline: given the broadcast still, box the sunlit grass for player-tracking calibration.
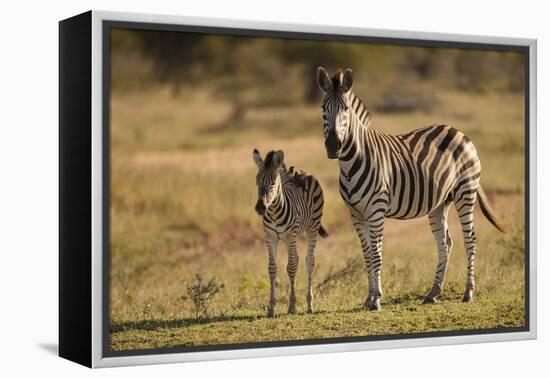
[109,86,526,351]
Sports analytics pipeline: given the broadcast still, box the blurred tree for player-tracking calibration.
[110,29,526,118]
[131,32,303,125]
[138,30,203,96]
[434,50,524,93]
[277,40,375,102]
[210,38,307,126]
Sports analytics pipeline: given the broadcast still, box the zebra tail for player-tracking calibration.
[477,186,507,233]
[318,225,329,238]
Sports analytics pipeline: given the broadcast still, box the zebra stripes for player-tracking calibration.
[316,67,505,310]
[253,149,328,317]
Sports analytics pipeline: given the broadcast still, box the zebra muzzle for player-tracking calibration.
[255,200,266,215]
[325,132,341,159]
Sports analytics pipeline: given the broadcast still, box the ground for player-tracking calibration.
[109,86,526,351]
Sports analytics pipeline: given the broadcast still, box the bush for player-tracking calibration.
[183,273,225,318]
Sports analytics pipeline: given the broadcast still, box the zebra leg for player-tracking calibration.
[352,220,375,310]
[455,194,477,303]
[265,235,278,317]
[285,235,299,315]
[366,217,385,311]
[423,202,453,304]
[305,231,317,314]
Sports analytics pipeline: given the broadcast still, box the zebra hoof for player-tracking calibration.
[288,305,297,315]
[365,296,381,311]
[462,290,474,303]
[367,301,381,311]
[267,307,275,318]
[422,296,438,304]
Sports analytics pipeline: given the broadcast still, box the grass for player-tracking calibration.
[109,85,526,352]
[111,294,524,351]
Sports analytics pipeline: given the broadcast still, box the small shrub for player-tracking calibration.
[183,273,224,318]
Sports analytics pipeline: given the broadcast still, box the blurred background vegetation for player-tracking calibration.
[111,28,524,122]
[108,28,526,351]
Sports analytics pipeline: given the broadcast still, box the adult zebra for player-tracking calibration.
[316,67,505,310]
[253,149,328,317]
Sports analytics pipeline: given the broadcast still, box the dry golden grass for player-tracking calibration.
[109,85,526,351]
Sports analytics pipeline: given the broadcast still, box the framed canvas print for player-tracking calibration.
[59,10,537,368]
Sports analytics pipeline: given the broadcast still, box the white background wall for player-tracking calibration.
[0,0,546,376]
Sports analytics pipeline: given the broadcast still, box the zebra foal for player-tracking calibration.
[316,67,505,310]
[253,149,328,317]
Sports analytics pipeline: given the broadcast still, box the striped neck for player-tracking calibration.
[266,165,291,217]
[348,91,372,129]
[278,164,290,185]
[338,91,373,165]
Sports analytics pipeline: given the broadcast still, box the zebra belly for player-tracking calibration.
[339,161,460,220]
[385,194,447,220]
[392,125,481,218]
[263,211,311,240]
[384,164,480,219]
[384,166,459,219]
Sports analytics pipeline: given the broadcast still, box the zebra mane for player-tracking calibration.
[348,91,373,128]
[287,166,310,191]
[277,164,312,191]
[278,163,291,183]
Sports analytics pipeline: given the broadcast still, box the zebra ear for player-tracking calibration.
[252,148,263,167]
[273,150,285,168]
[341,69,353,93]
[316,67,332,92]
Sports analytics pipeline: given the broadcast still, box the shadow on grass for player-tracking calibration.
[110,290,475,334]
[110,313,262,333]
[111,294,428,334]
[385,292,426,305]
